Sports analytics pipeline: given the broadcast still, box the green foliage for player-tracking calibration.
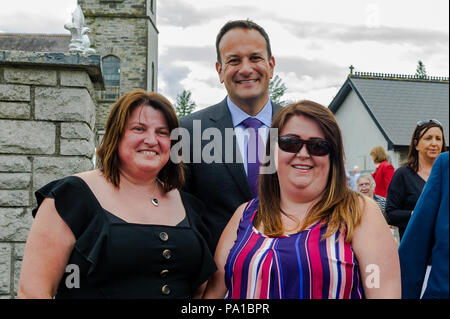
[174,89,196,117]
[269,74,288,106]
[415,60,427,79]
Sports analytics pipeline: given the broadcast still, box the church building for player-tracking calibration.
[0,0,159,136]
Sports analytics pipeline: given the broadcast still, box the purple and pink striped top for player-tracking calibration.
[224,198,365,299]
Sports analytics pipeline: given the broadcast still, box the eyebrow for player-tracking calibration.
[224,51,264,59]
[128,121,169,129]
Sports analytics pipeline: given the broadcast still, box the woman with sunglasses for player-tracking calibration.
[204,101,400,299]
[386,119,446,241]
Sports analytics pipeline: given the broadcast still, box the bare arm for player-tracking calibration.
[352,196,401,299]
[203,203,246,299]
[18,198,75,298]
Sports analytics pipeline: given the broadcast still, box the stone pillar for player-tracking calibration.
[0,50,103,298]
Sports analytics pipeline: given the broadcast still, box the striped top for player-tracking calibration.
[224,198,365,299]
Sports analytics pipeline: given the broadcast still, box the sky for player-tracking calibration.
[0,0,448,110]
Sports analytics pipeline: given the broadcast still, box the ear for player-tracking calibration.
[268,56,275,79]
[414,138,419,150]
[215,61,224,83]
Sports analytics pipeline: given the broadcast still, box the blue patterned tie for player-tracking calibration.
[242,117,264,197]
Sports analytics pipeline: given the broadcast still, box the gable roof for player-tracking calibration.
[329,74,449,148]
[0,33,70,52]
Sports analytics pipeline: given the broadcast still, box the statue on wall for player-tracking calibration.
[64,5,96,55]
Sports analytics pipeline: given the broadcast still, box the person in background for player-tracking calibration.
[356,173,386,217]
[369,146,394,197]
[18,90,216,299]
[204,101,400,299]
[179,20,281,251]
[399,152,449,299]
[386,119,446,240]
[350,165,361,190]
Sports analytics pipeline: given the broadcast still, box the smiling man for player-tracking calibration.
[179,20,282,251]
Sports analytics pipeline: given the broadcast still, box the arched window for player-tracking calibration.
[101,55,120,100]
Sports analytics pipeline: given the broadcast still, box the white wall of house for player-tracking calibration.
[333,90,401,172]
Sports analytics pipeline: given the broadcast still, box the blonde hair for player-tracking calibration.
[369,145,387,164]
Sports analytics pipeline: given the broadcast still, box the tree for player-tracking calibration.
[174,89,196,117]
[415,60,427,79]
[269,74,288,106]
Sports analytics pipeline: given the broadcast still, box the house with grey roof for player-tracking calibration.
[329,71,449,172]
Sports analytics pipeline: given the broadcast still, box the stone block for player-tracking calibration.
[0,84,30,102]
[0,190,29,207]
[4,67,57,86]
[60,70,94,91]
[33,156,93,189]
[0,120,55,155]
[0,156,31,172]
[0,102,30,119]
[0,208,32,241]
[13,244,25,298]
[0,244,11,294]
[34,87,95,127]
[0,173,30,189]
[60,139,94,157]
[61,122,94,140]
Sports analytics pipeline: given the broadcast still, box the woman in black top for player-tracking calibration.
[386,119,446,240]
[18,90,216,298]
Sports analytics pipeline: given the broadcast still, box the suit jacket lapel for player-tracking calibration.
[209,99,252,199]
[208,99,283,200]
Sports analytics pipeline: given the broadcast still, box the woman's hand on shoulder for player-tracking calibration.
[352,195,401,299]
[203,202,247,299]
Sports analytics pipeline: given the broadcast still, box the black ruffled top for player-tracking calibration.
[32,176,217,299]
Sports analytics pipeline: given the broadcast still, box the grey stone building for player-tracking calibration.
[329,71,449,172]
[0,51,103,298]
[0,0,158,298]
[0,0,159,137]
[79,0,158,135]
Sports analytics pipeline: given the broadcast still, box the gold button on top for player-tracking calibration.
[160,269,169,277]
[161,285,171,295]
[159,232,169,241]
[162,249,172,259]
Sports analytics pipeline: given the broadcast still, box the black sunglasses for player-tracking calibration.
[417,119,443,127]
[278,135,332,156]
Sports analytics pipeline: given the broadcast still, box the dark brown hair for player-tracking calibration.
[405,121,446,172]
[215,19,272,63]
[96,89,185,192]
[257,100,362,242]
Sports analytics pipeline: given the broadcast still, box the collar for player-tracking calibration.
[226,96,272,128]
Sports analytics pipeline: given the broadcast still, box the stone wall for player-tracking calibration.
[0,50,103,298]
[79,0,158,131]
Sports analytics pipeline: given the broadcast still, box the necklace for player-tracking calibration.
[150,178,161,207]
[120,173,161,207]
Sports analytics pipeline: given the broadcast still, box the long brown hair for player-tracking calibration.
[405,121,446,172]
[96,89,185,192]
[257,100,362,242]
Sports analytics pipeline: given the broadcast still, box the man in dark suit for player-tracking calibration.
[399,152,449,299]
[179,20,281,250]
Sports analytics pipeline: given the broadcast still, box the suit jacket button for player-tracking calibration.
[160,269,169,277]
[159,232,169,241]
[162,285,171,295]
[162,249,172,259]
